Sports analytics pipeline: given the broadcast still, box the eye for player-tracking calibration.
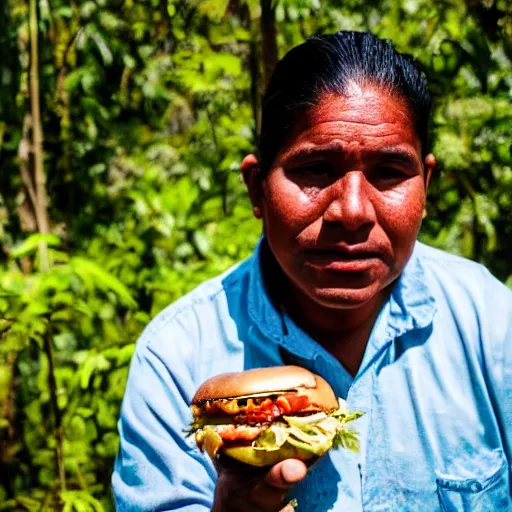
[293,162,332,177]
[375,166,407,182]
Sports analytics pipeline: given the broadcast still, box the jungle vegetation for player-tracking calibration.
[0,0,511,510]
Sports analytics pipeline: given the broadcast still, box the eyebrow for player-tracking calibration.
[281,142,345,164]
[375,147,422,169]
[281,143,421,169]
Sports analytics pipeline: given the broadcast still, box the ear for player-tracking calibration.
[241,154,263,219]
[424,153,436,190]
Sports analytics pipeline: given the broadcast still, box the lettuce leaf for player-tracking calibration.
[251,399,363,456]
[253,423,288,451]
[332,427,361,453]
[282,412,328,428]
[192,397,364,458]
[331,398,365,423]
[201,427,224,458]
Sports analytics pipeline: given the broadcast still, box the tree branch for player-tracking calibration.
[18,114,38,210]
[260,0,278,91]
[44,320,66,492]
[29,0,51,269]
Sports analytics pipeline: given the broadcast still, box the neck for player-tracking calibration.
[283,281,391,377]
[259,240,390,376]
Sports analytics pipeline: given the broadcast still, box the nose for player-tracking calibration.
[322,171,376,231]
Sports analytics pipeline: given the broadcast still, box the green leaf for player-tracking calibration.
[474,194,498,252]
[14,496,41,512]
[198,0,230,21]
[90,32,113,66]
[193,230,211,257]
[68,416,87,440]
[55,6,73,18]
[79,353,111,389]
[0,319,12,335]
[70,257,137,308]
[11,234,61,259]
[60,491,105,512]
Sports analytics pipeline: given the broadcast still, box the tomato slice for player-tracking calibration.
[283,394,310,413]
[275,396,292,414]
[214,424,263,441]
[196,393,313,422]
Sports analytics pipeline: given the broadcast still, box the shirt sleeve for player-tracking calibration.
[112,328,216,511]
[483,269,512,464]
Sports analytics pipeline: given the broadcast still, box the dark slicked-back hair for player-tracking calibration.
[259,31,432,175]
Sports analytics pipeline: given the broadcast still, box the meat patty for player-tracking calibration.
[192,394,313,425]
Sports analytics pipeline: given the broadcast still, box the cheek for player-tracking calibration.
[379,181,425,240]
[263,171,323,231]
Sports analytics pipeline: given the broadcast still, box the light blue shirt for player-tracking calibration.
[112,240,512,511]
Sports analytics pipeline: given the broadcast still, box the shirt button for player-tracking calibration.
[469,481,482,492]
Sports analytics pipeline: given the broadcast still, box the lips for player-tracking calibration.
[301,246,388,272]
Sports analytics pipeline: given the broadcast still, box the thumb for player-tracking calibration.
[264,459,308,490]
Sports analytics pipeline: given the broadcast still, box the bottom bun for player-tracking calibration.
[223,443,315,468]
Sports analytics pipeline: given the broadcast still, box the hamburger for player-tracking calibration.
[188,366,363,467]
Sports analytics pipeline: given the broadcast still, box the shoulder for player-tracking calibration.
[414,241,512,308]
[414,241,506,298]
[415,242,512,339]
[146,259,249,334]
[415,241,487,272]
[415,241,512,349]
[134,258,252,376]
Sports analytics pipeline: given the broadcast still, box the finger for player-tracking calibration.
[213,459,307,512]
[264,459,308,490]
[240,460,307,512]
[279,505,296,512]
[214,470,284,512]
[245,484,288,511]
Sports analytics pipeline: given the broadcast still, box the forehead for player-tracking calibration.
[278,87,421,158]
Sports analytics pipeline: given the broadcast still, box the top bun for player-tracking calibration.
[191,365,339,411]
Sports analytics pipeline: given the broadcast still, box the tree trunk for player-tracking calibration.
[28,0,66,495]
[29,0,51,269]
[239,2,262,137]
[260,0,278,91]
[17,114,38,252]
[249,25,262,136]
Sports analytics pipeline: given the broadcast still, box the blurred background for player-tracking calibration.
[0,0,511,510]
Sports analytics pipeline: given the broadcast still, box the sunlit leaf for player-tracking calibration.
[11,234,61,259]
[70,258,137,308]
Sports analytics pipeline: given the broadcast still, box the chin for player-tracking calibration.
[309,285,383,309]
[293,261,393,309]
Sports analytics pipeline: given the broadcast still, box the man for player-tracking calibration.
[113,31,512,511]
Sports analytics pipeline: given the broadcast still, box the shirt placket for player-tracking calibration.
[280,298,399,511]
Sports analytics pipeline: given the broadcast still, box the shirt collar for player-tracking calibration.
[247,237,288,343]
[247,238,437,349]
[386,244,437,340]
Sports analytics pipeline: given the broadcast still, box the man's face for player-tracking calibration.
[245,87,434,310]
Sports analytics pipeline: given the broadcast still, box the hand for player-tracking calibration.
[212,458,308,512]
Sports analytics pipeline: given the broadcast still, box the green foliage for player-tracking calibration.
[0,0,511,509]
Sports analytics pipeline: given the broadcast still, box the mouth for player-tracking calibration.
[301,248,386,273]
